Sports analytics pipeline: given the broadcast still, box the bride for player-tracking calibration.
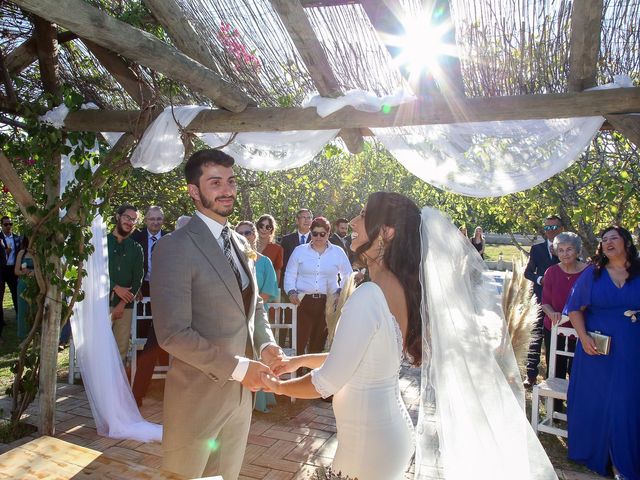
[262,192,557,480]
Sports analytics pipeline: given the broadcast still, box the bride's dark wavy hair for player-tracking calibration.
[354,192,423,366]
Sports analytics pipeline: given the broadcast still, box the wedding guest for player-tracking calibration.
[108,204,144,362]
[523,214,562,388]
[14,237,34,340]
[175,215,191,229]
[458,225,468,239]
[565,226,640,479]
[540,231,586,413]
[284,216,352,355]
[255,214,284,283]
[471,226,485,259]
[280,209,312,274]
[278,209,312,347]
[131,205,169,406]
[541,232,586,377]
[236,220,279,413]
[236,221,279,304]
[1,215,21,341]
[329,218,352,258]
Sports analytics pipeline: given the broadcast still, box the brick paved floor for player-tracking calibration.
[0,364,603,479]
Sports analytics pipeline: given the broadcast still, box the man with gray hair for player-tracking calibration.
[131,205,169,406]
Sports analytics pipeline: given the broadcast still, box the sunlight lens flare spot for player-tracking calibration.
[207,438,220,452]
[389,14,458,83]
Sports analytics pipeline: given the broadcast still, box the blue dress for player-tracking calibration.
[255,255,279,413]
[17,256,34,339]
[565,265,640,479]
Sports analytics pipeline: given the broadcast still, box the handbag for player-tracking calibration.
[587,330,611,355]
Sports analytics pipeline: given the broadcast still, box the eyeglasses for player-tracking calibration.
[237,230,253,236]
[311,231,327,238]
[543,225,560,231]
[258,223,273,231]
[2,223,12,227]
[120,214,137,223]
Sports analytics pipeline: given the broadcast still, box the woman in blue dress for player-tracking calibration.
[236,221,279,413]
[15,237,34,340]
[565,226,640,480]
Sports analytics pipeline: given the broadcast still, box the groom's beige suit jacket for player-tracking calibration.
[151,214,275,453]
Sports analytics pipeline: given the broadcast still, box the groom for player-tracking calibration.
[151,149,283,479]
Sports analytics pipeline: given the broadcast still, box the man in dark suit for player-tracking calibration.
[278,209,312,347]
[1,215,22,341]
[130,206,169,406]
[280,208,313,275]
[329,218,352,260]
[523,214,562,388]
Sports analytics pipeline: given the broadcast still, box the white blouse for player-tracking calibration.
[284,242,352,295]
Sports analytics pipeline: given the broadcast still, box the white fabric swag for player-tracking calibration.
[124,77,634,197]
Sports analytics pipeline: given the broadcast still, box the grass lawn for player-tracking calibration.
[483,243,529,262]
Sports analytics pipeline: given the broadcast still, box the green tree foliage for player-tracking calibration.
[106,131,639,257]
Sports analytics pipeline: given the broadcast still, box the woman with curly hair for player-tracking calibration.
[565,226,640,479]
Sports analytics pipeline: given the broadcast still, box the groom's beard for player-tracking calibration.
[199,188,235,218]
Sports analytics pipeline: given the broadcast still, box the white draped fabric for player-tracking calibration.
[60,143,162,443]
[120,78,634,196]
[69,215,162,442]
[417,207,556,479]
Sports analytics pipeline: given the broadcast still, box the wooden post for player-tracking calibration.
[34,16,63,436]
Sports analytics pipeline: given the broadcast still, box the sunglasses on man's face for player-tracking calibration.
[543,225,560,231]
[2,223,12,227]
[238,230,254,237]
[311,231,327,238]
[258,223,273,231]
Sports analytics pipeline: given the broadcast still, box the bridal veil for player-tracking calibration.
[415,207,556,479]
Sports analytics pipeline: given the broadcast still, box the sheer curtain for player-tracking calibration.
[61,143,162,443]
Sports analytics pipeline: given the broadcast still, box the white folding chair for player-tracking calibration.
[531,322,576,437]
[267,302,298,402]
[68,338,81,384]
[130,297,170,385]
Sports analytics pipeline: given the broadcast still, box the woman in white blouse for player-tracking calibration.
[284,216,352,356]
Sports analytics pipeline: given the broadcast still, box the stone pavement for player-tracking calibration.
[0,364,603,479]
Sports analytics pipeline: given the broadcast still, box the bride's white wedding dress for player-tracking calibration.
[311,282,414,480]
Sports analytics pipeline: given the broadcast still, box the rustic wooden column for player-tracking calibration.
[34,16,63,437]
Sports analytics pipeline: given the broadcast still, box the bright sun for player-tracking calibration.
[385,14,460,88]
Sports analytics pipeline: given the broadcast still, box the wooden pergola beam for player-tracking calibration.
[607,114,640,148]
[270,0,364,154]
[62,88,640,133]
[82,40,155,107]
[11,0,252,112]
[568,0,603,92]
[567,1,639,147]
[5,31,76,75]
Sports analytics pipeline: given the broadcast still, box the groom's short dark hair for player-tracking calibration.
[184,149,235,185]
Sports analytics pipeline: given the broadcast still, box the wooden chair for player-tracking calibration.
[531,322,576,437]
[267,302,298,401]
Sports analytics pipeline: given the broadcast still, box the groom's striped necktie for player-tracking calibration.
[221,226,242,289]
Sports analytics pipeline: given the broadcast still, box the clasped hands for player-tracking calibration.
[240,344,301,394]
